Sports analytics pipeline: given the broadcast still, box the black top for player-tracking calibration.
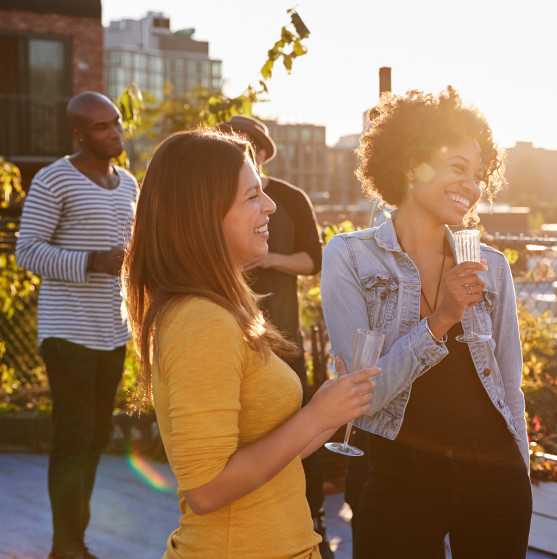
[395,322,522,466]
[248,177,322,342]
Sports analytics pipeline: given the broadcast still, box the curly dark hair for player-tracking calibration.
[357,86,505,206]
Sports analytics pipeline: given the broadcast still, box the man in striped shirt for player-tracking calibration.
[16,92,138,559]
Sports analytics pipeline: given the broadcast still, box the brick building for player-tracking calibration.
[327,133,361,205]
[264,120,328,202]
[0,0,104,185]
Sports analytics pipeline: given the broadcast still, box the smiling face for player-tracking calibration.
[222,158,276,268]
[402,138,483,226]
[79,102,125,159]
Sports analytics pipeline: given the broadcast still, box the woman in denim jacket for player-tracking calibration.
[321,88,532,558]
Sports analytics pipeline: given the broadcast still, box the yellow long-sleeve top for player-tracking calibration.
[152,297,321,559]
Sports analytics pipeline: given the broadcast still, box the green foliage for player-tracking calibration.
[260,10,309,80]
[118,83,145,138]
[115,341,143,413]
[503,248,520,266]
[520,306,557,385]
[0,158,43,410]
[0,253,40,319]
[518,304,557,480]
[0,158,25,209]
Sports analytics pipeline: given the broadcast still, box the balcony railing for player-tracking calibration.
[0,95,71,158]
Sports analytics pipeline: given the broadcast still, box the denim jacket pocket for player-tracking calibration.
[360,274,400,330]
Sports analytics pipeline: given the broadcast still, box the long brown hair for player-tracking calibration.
[123,129,294,406]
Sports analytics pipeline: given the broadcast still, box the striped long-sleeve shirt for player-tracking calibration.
[16,157,138,350]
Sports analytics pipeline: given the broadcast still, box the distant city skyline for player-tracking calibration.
[103,1,557,149]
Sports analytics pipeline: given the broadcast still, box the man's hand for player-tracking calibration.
[243,253,275,272]
[87,247,125,276]
[243,252,315,276]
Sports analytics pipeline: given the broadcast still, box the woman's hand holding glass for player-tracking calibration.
[429,260,487,339]
[306,362,379,434]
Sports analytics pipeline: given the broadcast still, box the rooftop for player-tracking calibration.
[0,453,553,558]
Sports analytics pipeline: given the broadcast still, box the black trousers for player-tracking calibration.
[41,338,125,554]
[349,431,532,559]
[286,349,325,520]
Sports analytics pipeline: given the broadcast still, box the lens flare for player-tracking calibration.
[126,448,175,493]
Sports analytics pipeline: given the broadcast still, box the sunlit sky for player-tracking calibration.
[103,0,557,149]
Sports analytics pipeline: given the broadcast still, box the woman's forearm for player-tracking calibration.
[184,405,322,514]
[301,427,337,459]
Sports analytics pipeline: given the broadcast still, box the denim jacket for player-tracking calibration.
[321,217,529,471]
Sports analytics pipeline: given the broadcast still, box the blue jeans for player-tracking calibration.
[41,338,125,554]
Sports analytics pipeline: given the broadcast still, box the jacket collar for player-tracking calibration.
[372,213,402,253]
[372,211,455,256]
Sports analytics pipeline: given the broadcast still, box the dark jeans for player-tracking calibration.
[41,338,126,554]
[349,433,532,559]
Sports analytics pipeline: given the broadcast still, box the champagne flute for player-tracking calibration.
[452,228,491,343]
[325,329,384,457]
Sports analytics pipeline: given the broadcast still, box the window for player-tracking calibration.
[149,55,163,73]
[284,144,295,162]
[174,58,184,74]
[148,74,164,100]
[0,33,71,157]
[109,51,122,66]
[135,70,148,90]
[134,53,147,71]
[120,51,132,67]
[186,59,197,80]
[315,148,325,166]
[173,74,185,95]
[304,144,313,166]
[211,61,222,79]
[301,128,311,143]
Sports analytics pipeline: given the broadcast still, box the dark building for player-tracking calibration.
[264,120,328,202]
[0,0,104,185]
[503,141,557,208]
[327,134,361,205]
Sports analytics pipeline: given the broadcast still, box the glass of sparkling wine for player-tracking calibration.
[325,329,385,457]
[452,228,491,344]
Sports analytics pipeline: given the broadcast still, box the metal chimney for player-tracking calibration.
[379,67,392,96]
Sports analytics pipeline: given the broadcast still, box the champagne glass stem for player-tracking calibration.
[342,421,353,448]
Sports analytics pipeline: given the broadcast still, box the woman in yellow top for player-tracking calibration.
[124,130,378,559]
